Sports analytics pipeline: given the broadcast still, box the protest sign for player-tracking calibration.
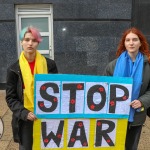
[33,74,132,150]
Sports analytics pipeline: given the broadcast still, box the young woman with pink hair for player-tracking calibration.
[6,26,58,150]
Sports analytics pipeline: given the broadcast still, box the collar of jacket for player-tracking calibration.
[9,60,21,75]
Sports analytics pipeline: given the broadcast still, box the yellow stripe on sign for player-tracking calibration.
[33,119,41,150]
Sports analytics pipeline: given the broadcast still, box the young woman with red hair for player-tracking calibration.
[104,27,150,150]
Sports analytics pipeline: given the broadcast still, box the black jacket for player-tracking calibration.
[6,57,58,142]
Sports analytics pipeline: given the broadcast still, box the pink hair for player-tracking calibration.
[20,26,42,43]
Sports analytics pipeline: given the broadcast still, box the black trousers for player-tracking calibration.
[125,123,142,150]
[19,120,33,150]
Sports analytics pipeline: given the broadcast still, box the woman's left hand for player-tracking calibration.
[130,100,142,109]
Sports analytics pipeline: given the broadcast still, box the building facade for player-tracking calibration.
[0,0,149,89]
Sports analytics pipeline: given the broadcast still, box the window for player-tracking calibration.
[15,4,54,59]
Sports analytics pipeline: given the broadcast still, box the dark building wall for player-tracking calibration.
[133,0,150,43]
[0,0,132,86]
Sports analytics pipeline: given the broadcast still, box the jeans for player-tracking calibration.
[125,123,142,150]
[19,120,33,150]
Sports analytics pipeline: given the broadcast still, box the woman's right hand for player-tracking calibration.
[27,112,37,121]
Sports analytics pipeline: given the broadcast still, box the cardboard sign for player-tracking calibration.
[33,74,133,150]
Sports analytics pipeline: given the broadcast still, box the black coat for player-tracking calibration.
[6,57,58,142]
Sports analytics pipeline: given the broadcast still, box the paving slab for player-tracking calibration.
[0,140,10,150]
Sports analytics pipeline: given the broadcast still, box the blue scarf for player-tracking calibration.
[113,51,143,122]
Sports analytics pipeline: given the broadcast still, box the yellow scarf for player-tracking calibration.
[19,51,48,112]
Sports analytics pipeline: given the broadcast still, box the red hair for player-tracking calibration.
[116,27,150,63]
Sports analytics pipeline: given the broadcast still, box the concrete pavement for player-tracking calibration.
[0,90,150,150]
